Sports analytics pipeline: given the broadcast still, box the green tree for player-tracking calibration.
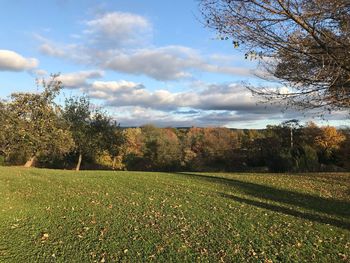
[63,96,117,171]
[63,96,91,170]
[2,75,74,167]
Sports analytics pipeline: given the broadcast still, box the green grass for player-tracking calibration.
[0,167,349,262]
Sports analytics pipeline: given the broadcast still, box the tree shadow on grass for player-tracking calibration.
[175,172,350,229]
[221,193,350,230]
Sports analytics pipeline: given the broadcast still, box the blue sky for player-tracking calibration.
[0,0,348,128]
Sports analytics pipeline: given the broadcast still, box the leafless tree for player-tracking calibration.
[199,0,350,113]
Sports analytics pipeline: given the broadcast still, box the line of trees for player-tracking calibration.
[0,76,349,172]
[0,76,120,171]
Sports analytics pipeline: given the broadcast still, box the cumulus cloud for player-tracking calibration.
[38,40,254,80]
[0,50,38,71]
[103,46,253,81]
[58,70,104,88]
[89,80,180,110]
[190,83,283,113]
[67,79,285,125]
[55,70,347,127]
[35,11,255,81]
[110,106,201,127]
[111,106,283,127]
[103,46,196,80]
[38,42,90,64]
[113,106,348,128]
[85,80,281,114]
[38,40,255,80]
[89,80,144,99]
[84,12,152,48]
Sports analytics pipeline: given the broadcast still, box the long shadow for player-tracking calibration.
[174,172,350,218]
[221,193,350,230]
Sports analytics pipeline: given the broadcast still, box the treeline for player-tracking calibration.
[0,76,349,172]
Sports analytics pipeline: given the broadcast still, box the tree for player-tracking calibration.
[106,125,124,170]
[91,112,123,170]
[182,127,205,170]
[1,75,74,167]
[280,119,302,148]
[338,129,350,169]
[315,126,346,151]
[182,127,240,171]
[63,96,91,170]
[0,101,8,156]
[140,125,181,171]
[121,128,144,170]
[63,96,118,171]
[200,0,350,112]
[153,128,182,171]
[314,125,346,163]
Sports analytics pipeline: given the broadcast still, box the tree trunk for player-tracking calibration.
[24,156,36,168]
[112,156,117,170]
[76,153,82,171]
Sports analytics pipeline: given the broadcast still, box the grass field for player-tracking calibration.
[0,167,349,262]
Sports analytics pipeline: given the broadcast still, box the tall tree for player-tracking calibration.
[63,96,117,171]
[280,119,302,148]
[200,0,350,112]
[63,96,92,171]
[1,75,74,167]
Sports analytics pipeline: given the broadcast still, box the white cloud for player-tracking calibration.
[89,80,144,99]
[103,46,253,80]
[39,42,90,64]
[110,106,199,127]
[35,10,255,81]
[56,70,347,127]
[0,50,38,71]
[38,39,254,80]
[58,70,104,88]
[27,66,48,77]
[39,43,66,58]
[89,80,179,110]
[103,46,197,80]
[111,106,283,128]
[84,12,152,48]
[79,78,281,114]
[30,69,48,77]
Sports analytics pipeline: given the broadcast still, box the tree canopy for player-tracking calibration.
[1,75,74,167]
[199,0,350,112]
[63,96,120,171]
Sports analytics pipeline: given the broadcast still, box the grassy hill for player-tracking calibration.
[0,167,349,262]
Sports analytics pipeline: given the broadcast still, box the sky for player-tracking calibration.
[0,0,348,128]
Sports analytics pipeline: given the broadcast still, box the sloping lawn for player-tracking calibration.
[0,167,349,262]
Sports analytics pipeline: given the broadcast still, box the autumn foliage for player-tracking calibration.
[0,76,348,172]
